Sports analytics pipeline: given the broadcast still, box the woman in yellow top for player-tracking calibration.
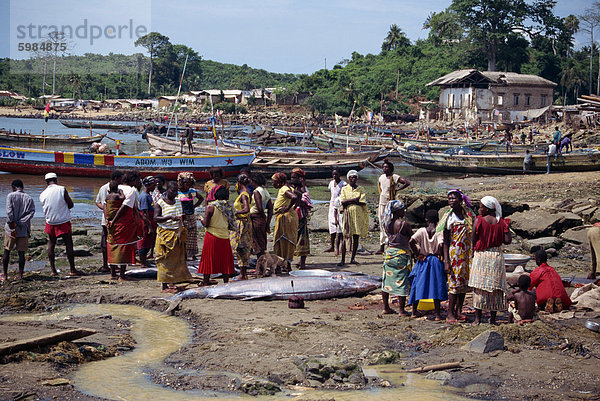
[338,170,369,266]
[231,174,252,280]
[271,172,298,269]
[154,181,194,293]
[198,185,236,286]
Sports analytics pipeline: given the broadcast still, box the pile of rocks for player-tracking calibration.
[293,355,367,389]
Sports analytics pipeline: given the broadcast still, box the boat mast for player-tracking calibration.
[166,54,189,139]
[346,101,356,153]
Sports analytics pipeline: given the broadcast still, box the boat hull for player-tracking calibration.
[398,148,600,175]
[0,146,255,179]
[0,131,106,145]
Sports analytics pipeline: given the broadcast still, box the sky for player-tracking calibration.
[0,0,594,75]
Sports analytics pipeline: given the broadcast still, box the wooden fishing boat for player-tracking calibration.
[312,130,391,152]
[397,147,600,175]
[60,119,143,131]
[146,133,385,162]
[146,133,249,155]
[221,138,386,161]
[399,137,487,151]
[0,145,255,179]
[250,155,374,179]
[0,130,106,145]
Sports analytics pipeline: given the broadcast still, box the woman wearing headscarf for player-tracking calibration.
[177,172,204,260]
[154,181,194,293]
[326,168,346,254]
[198,185,236,286]
[291,168,313,270]
[271,172,298,269]
[469,195,511,325]
[338,170,369,266]
[231,174,252,280]
[381,200,413,315]
[249,173,273,259]
[437,189,475,324]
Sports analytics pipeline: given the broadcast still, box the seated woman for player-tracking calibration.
[529,249,572,312]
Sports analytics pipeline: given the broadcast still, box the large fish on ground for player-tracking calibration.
[164,273,380,314]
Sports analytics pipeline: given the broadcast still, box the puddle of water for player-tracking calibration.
[1,304,470,401]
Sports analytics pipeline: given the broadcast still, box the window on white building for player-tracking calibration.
[541,94,547,106]
[514,94,520,106]
[525,94,531,106]
[497,93,504,106]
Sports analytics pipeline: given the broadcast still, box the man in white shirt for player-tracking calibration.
[377,159,410,254]
[95,170,123,272]
[39,172,82,276]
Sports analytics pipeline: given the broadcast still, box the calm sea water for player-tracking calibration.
[0,117,460,219]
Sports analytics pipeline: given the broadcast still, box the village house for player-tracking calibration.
[426,69,557,124]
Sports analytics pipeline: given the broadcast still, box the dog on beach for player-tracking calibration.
[256,253,289,277]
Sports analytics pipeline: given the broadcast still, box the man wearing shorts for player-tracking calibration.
[39,173,82,276]
[2,180,35,282]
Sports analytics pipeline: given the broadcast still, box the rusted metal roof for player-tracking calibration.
[427,69,556,87]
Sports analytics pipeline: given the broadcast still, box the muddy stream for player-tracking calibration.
[2,304,470,400]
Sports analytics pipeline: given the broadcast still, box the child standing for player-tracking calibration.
[409,209,448,320]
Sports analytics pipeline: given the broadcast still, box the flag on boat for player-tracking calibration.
[44,103,50,122]
[335,113,342,126]
[365,110,373,122]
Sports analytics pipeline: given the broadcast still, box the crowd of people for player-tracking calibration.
[0,160,578,324]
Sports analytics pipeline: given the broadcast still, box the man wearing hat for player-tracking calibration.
[39,172,81,276]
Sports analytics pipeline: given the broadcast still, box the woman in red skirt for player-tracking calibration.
[198,185,236,286]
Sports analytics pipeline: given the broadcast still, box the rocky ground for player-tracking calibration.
[0,172,600,400]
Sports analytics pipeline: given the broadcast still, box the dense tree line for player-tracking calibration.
[287,1,600,116]
[0,33,297,102]
[0,1,599,116]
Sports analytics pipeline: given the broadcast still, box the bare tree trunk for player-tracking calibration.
[597,51,600,95]
[487,41,497,72]
[42,59,47,96]
[52,58,56,96]
[590,30,594,95]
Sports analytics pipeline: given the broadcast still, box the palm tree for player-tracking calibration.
[68,73,81,99]
[381,24,411,51]
[560,60,585,105]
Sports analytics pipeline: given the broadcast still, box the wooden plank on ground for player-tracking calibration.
[0,328,97,355]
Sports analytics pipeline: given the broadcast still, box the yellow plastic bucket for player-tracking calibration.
[418,299,435,311]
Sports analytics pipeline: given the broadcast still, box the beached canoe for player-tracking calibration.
[397,147,600,175]
[221,138,386,161]
[398,138,487,151]
[250,155,373,179]
[0,145,254,179]
[59,120,143,131]
[0,130,106,145]
[146,133,386,163]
